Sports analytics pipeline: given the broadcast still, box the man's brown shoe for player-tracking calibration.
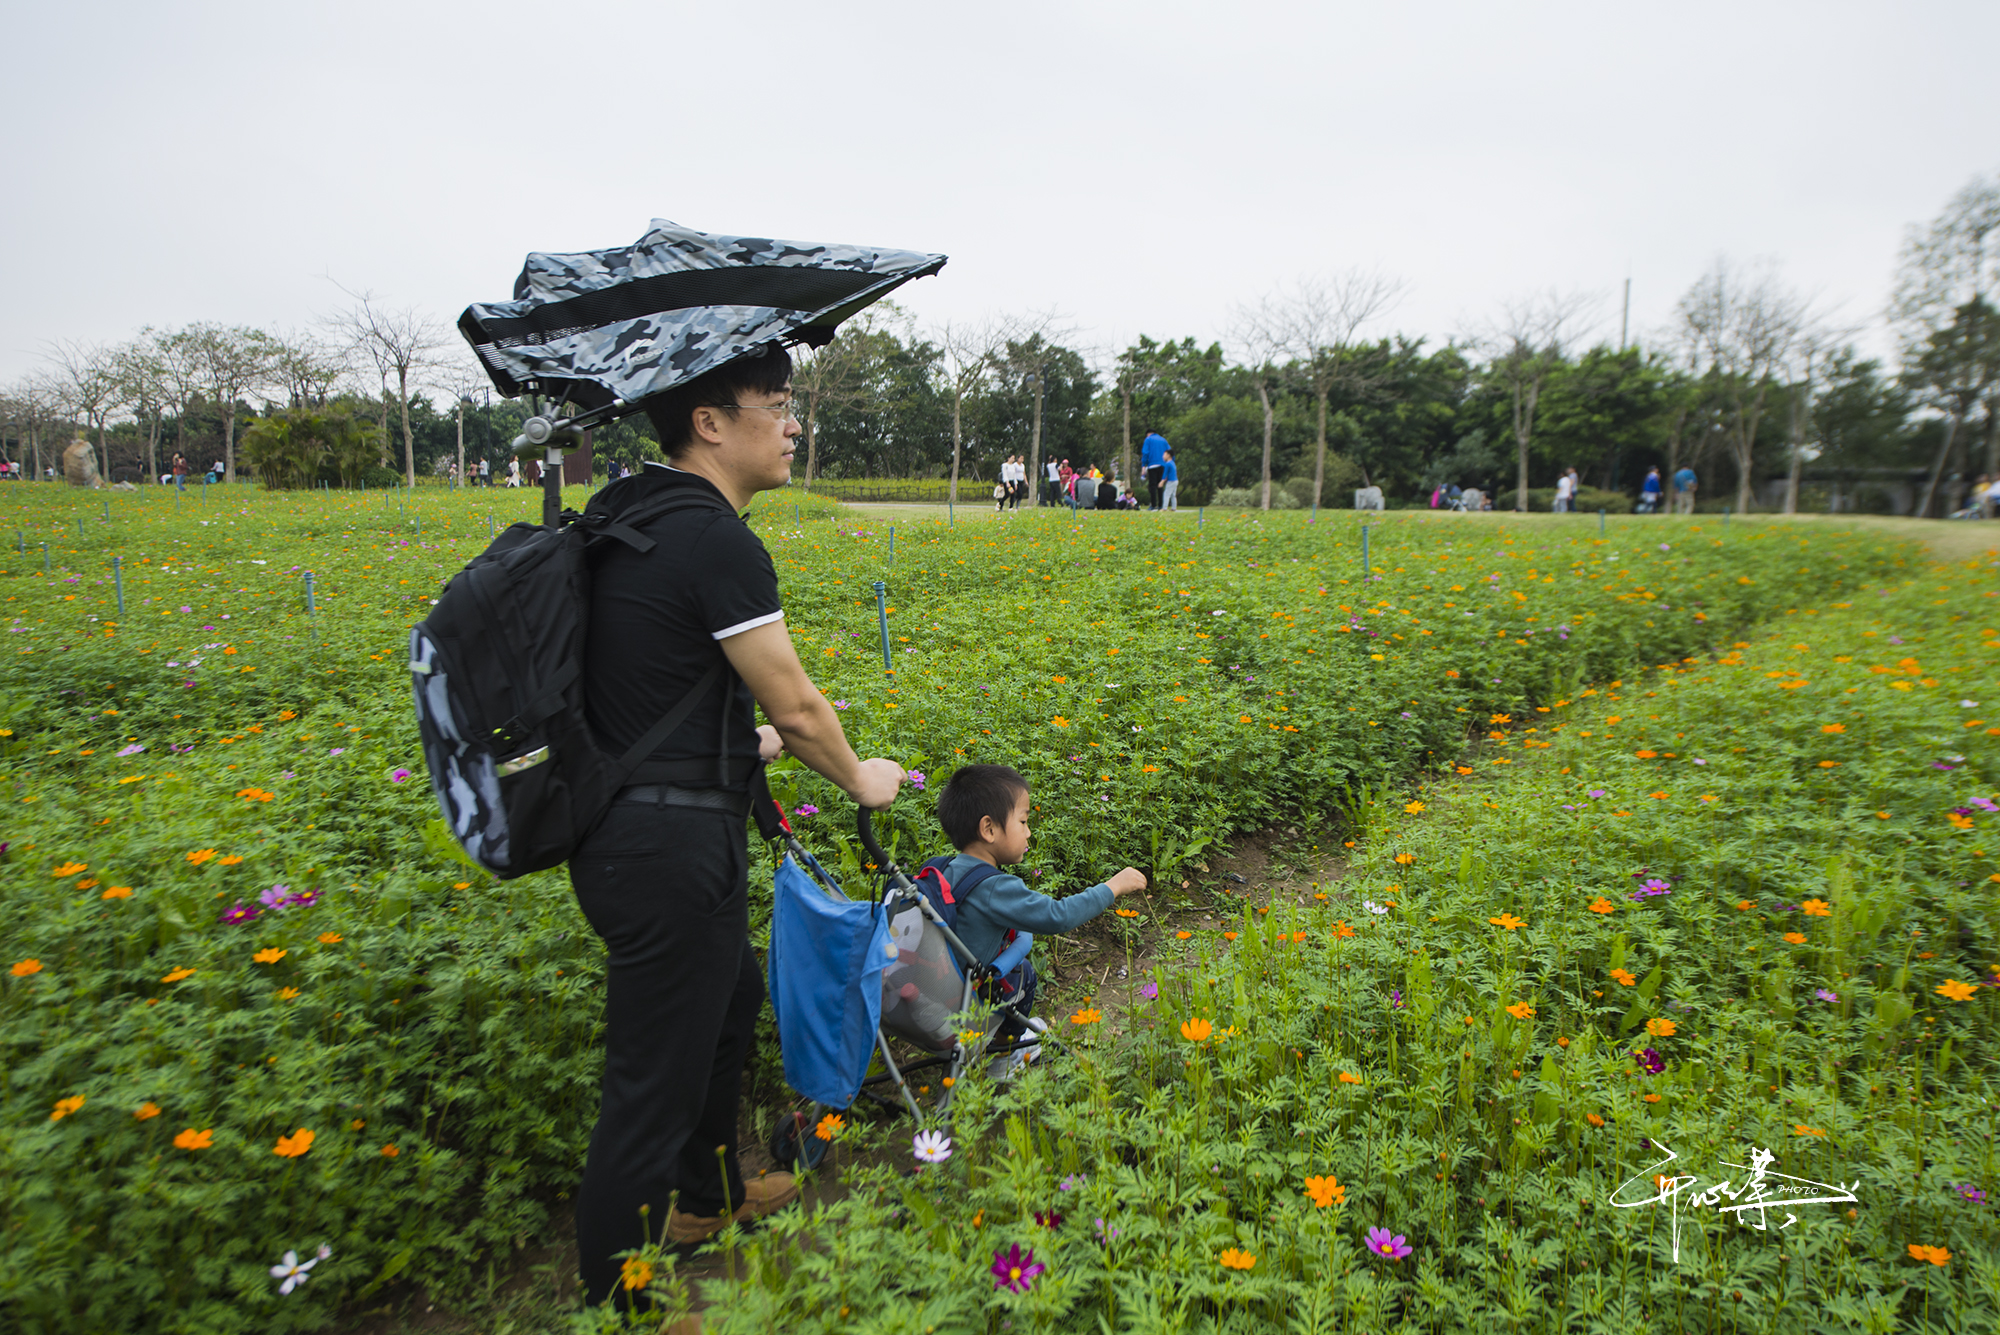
[666,1171,801,1247]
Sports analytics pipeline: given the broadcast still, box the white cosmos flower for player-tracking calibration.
[270,1247,326,1294]
[912,1130,953,1163]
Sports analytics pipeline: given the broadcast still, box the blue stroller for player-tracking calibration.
[763,807,1046,1171]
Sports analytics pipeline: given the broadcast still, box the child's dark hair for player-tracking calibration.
[938,764,1029,850]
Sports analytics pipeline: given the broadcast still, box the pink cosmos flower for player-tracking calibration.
[990,1243,1044,1292]
[391,768,412,783]
[1365,1226,1413,1260]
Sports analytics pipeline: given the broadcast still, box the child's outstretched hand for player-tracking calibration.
[1107,868,1148,898]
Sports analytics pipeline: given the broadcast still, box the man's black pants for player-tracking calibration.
[1145,465,1165,509]
[569,800,762,1307]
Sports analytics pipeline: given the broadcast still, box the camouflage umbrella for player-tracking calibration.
[458,219,946,423]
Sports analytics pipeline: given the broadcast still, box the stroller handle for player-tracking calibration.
[855,808,911,890]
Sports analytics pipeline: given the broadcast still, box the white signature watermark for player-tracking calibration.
[1610,1143,1860,1261]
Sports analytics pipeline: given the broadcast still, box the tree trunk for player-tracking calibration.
[949,386,963,506]
[1914,411,1962,518]
[146,410,160,483]
[455,401,465,490]
[802,388,819,491]
[1027,372,1045,508]
[1256,378,1274,510]
[1312,387,1328,514]
[96,414,111,485]
[397,367,416,488]
[1511,370,1542,512]
[1120,380,1132,490]
[222,398,238,485]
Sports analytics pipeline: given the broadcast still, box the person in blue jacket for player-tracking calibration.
[1161,450,1180,510]
[1141,430,1169,510]
[934,765,1145,1059]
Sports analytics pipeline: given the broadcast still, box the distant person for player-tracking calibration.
[478,457,491,487]
[1141,430,1169,510]
[507,457,522,488]
[1010,456,1027,509]
[171,452,187,492]
[1672,464,1697,515]
[1640,467,1663,514]
[1044,456,1060,506]
[1161,450,1179,510]
[1554,469,1574,513]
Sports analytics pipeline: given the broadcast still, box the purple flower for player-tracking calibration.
[178,605,191,614]
[794,804,819,818]
[1969,798,1997,813]
[116,744,145,757]
[1957,1184,1988,1205]
[280,771,296,780]
[285,888,320,908]
[259,884,291,909]
[1390,989,1404,1009]
[391,768,412,783]
[1365,1226,1413,1260]
[1139,981,1159,1000]
[832,700,849,711]
[1588,789,1607,799]
[990,1243,1045,1292]
[329,748,345,756]
[1093,1217,1120,1243]
[1059,1173,1088,1191]
[1034,1209,1064,1228]
[1635,1048,1665,1075]
[1815,988,1839,1003]
[1887,636,1904,645]
[905,770,926,791]
[221,902,259,925]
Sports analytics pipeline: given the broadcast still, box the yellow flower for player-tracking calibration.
[1645,1018,1677,1037]
[1051,716,1070,728]
[134,1102,162,1121]
[620,1257,653,1291]
[1489,913,1526,931]
[1934,980,1978,1002]
[50,1095,85,1121]
[12,958,43,977]
[814,1113,845,1142]
[1404,800,1426,814]
[161,967,196,983]
[1304,1175,1345,1207]
[1180,1017,1214,1042]
[273,1128,315,1158]
[1069,1008,1103,1025]
[277,987,300,1001]
[174,1128,213,1150]
[1218,1248,1257,1271]
[1800,899,1831,916]
[1506,1002,1535,1020]
[253,948,288,964]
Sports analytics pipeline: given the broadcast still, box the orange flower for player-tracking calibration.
[1446,669,1460,678]
[253,948,288,964]
[1908,1244,1952,1266]
[174,1128,213,1150]
[50,1095,85,1121]
[1643,1093,1661,1103]
[1394,853,1415,865]
[1821,723,1845,734]
[1338,1071,1363,1084]
[1303,1175,1346,1207]
[276,987,300,1001]
[186,849,217,865]
[1114,907,1140,918]
[1180,1017,1214,1042]
[1587,898,1616,914]
[75,878,99,891]
[1331,921,1356,939]
[814,1113,845,1142]
[1218,1248,1257,1271]
[217,855,243,866]
[1783,932,1808,945]
[1794,1124,1827,1138]
[1223,931,1238,941]
[1634,750,1658,759]
[161,967,196,983]
[317,932,344,944]
[1290,931,1307,943]
[1645,1018,1677,1037]
[1506,1002,1534,1019]
[1176,930,1192,940]
[1586,1113,1606,1127]
[52,861,87,877]
[1051,716,1070,728]
[1934,980,1978,1002]
[1735,900,1752,911]
[11,958,43,977]
[273,1128,315,1158]
[380,1144,400,1158]
[1489,913,1526,931]
[1610,968,1637,986]
[1649,791,1670,800]
[453,882,470,890]
[1557,1036,1571,1047]
[1069,1008,1103,1026]
[278,710,298,721]
[235,787,275,803]
[102,885,133,900]
[135,1102,162,1121]
[1800,899,1831,916]
[1455,765,1474,775]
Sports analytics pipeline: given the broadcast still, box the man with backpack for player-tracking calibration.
[570,342,904,1305]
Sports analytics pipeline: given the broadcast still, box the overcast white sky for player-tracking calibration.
[5,0,1995,392]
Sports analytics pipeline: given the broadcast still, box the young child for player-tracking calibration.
[934,765,1146,1054]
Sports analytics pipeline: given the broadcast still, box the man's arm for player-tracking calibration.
[720,620,903,808]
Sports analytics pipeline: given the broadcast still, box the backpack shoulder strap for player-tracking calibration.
[941,859,1006,906]
[610,659,725,785]
[912,857,958,904]
[588,490,734,553]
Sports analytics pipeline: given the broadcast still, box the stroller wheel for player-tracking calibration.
[768,1108,831,1173]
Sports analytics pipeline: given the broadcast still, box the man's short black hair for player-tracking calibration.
[938,764,1030,850]
[643,343,794,458]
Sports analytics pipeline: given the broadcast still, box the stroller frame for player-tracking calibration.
[768,808,1053,1168]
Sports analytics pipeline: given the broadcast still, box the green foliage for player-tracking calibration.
[0,483,1976,1332]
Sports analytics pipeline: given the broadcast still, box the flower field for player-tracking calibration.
[2,483,1995,1334]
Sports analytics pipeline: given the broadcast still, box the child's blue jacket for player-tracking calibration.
[941,853,1113,966]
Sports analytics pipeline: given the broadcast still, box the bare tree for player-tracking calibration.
[1893,173,2000,482]
[112,338,172,481]
[270,330,350,409]
[42,338,127,480]
[936,317,1004,505]
[1674,260,1811,514]
[1473,290,1596,511]
[327,290,450,487]
[995,312,1071,506]
[1228,300,1290,510]
[1261,269,1408,511]
[793,304,897,491]
[170,323,277,484]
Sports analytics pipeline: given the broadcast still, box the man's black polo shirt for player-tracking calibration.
[583,464,779,791]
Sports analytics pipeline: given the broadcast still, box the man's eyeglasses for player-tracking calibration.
[721,400,797,422]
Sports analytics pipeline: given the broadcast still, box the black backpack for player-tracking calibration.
[408,481,744,880]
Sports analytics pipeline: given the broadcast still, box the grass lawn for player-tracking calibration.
[1,483,1993,1333]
